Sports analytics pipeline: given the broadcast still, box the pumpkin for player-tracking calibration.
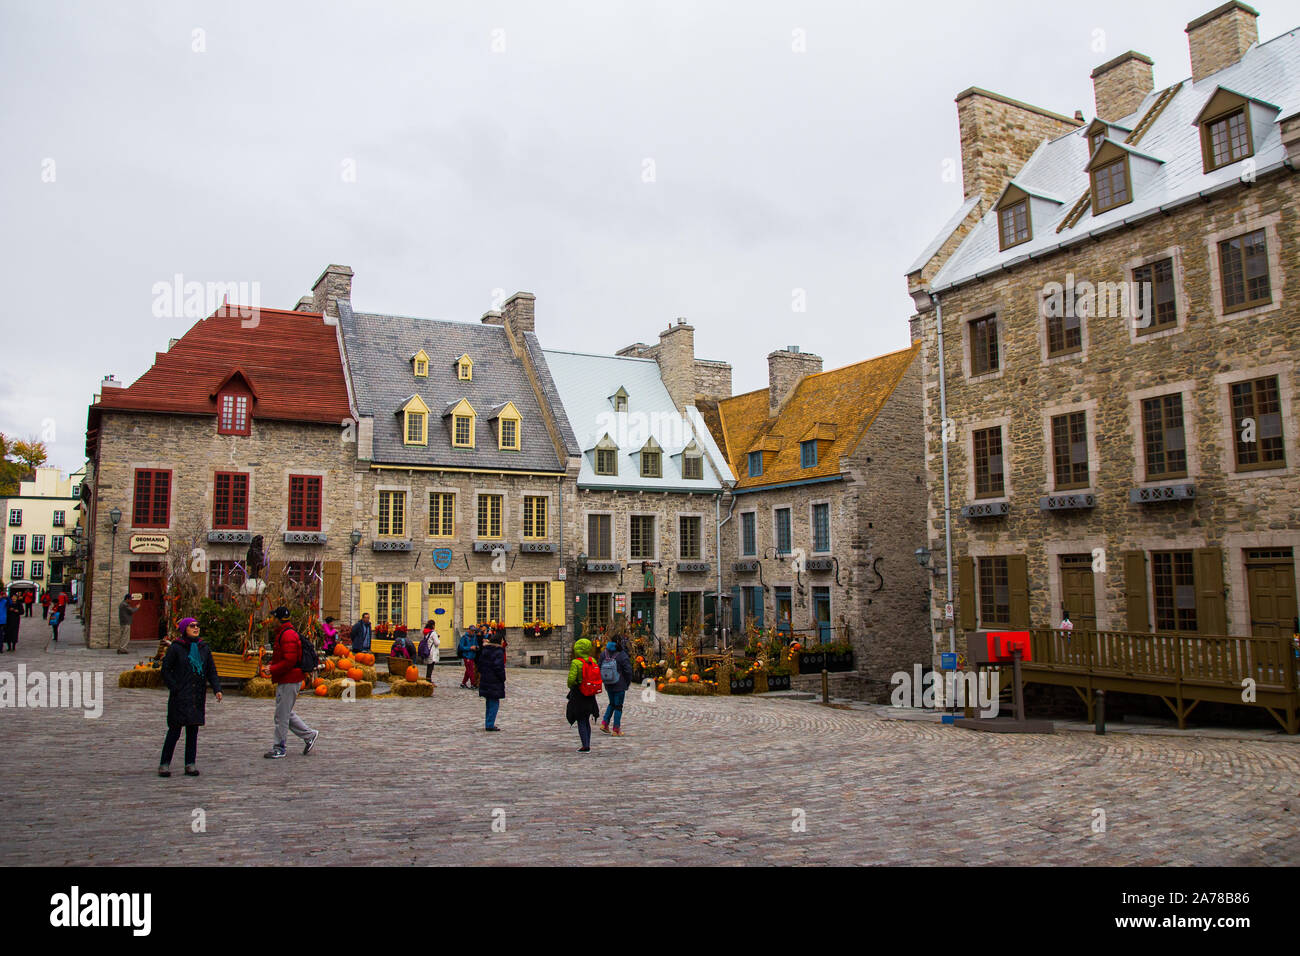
[313,677,326,688]
[314,684,328,697]
[677,675,688,683]
[405,665,419,682]
[324,659,335,672]
[347,667,363,681]
[361,652,374,666]
[333,643,348,657]
[691,674,700,682]
[656,683,665,692]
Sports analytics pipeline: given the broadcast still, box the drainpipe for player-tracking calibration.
[717,484,737,649]
[931,292,956,658]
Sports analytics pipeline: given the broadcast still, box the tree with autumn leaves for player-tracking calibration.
[0,433,48,495]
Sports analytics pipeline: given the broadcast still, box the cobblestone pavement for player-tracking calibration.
[2,616,1298,865]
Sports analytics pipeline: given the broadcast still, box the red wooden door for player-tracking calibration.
[129,574,162,641]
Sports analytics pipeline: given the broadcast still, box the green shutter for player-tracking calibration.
[703,593,715,637]
[1124,552,1149,632]
[1195,548,1227,635]
[731,586,742,632]
[668,591,681,637]
[1008,555,1030,629]
[573,592,588,641]
[752,587,764,629]
[958,557,976,631]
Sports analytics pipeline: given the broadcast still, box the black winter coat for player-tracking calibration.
[161,638,222,727]
[477,643,506,700]
[565,686,600,724]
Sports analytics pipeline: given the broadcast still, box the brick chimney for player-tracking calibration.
[656,320,696,412]
[955,88,1082,206]
[310,264,353,317]
[1187,1,1258,83]
[1091,51,1154,120]
[501,292,535,336]
[767,346,822,416]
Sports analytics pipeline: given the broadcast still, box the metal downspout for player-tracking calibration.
[933,293,956,657]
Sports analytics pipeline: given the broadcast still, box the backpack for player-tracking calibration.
[417,634,432,662]
[599,652,620,684]
[298,634,320,675]
[579,657,603,696]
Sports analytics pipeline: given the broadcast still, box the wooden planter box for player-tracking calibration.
[729,675,755,695]
[825,651,854,673]
[767,673,792,691]
[797,652,825,674]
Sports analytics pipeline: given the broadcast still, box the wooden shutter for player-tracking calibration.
[322,561,342,619]
[703,593,715,636]
[752,587,764,629]
[406,581,422,629]
[504,581,524,627]
[359,582,377,621]
[958,557,976,631]
[668,591,681,636]
[572,592,587,639]
[731,586,742,632]
[268,560,286,586]
[1195,548,1227,635]
[462,582,478,627]
[1008,555,1030,629]
[1124,551,1148,632]
[549,581,565,626]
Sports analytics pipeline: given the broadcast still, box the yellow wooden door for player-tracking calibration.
[430,592,455,650]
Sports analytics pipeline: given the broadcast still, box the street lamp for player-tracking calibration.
[914,546,931,570]
[107,507,122,650]
[349,530,362,621]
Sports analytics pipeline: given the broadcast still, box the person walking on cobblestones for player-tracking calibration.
[599,639,633,737]
[158,618,222,777]
[116,592,137,654]
[458,629,478,688]
[5,590,22,651]
[265,606,319,759]
[566,638,602,752]
[478,632,505,731]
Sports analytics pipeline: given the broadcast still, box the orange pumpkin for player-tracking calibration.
[656,683,665,692]
[313,677,326,688]
[678,675,688,683]
[691,674,700,682]
[361,652,374,666]
[314,684,328,697]
[324,659,336,672]
[333,643,348,657]
[347,666,363,681]
[405,665,419,682]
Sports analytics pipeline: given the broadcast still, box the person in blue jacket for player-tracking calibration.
[457,628,479,688]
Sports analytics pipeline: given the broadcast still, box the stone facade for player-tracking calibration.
[955,88,1082,207]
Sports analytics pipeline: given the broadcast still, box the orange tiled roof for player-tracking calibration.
[717,344,919,490]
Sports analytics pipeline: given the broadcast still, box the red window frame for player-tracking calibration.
[217,389,252,436]
[213,472,249,530]
[288,475,322,532]
[132,469,172,528]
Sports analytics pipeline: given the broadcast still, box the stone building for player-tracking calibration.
[83,301,356,648]
[331,273,583,667]
[2,466,85,601]
[542,341,734,650]
[702,343,931,699]
[907,1,1300,657]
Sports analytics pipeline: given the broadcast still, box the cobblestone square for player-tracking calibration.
[1,617,1297,866]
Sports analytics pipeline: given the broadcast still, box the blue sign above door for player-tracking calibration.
[433,548,453,570]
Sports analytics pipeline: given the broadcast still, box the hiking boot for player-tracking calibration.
[578,746,591,753]
[184,765,199,776]
[612,728,624,737]
[303,731,319,755]
[485,726,500,732]
[599,721,610,735]
[263,748,287,759]
[158,765,171,777]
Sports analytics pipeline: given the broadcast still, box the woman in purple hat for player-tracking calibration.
[158,618,222,777]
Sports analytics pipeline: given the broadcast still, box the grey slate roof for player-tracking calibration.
[338,299,575,471]
[927,26,1300,292]
[542,348,733,491]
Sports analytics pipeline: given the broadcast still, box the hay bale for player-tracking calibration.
[242,677,277,698]
[389,679,435,697]
[658,681,713,696]
[325,679,372,699]
[117,668,165,689]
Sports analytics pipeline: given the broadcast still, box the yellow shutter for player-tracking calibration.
[462,582,478,626]
[550,581,566,626]
[360,582,377,621]
[504,581,524,627]
[322,562,342,619]
[407,581,422,629]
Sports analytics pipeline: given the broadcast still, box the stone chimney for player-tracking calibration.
[310,264,353,317]
[501,292,535,335]
[767,346,822,416]
[1091,51,1154,120]
[1187,2,1258,83]
[955,88,1082,206]
[480,310,504,326]
[294,295,314,312]
[656,320,696,412]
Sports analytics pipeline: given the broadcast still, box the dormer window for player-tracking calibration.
[610,387,629,413]
[1090,131,1105,155]
[445,398,477,448]
[637,437,663,478]
[456,354,474,381]
[996,186,1031,250]
[748,451,763,477]
[800,440,818,468]
[1195,88,1255,173]
[1091,157,1131,212]
[411,349,429,378]
[218,392,250,435]
[592,434,619,476]
[677,438,704,480]
[400,394,430,446]
[490,402,522,451]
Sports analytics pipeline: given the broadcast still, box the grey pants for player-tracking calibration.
[117,623,132,651]
[273,684,314,750]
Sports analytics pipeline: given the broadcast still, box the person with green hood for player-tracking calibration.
[566,637,603,752]
[158,618,222,777]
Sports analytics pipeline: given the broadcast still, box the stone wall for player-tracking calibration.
[955,88,1081,206]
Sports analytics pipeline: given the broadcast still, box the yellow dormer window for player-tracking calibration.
[447,397,476,448]
[412,349,429,378]
[401,394,430,446]
[494,401,522,450]
[457,354,474,381]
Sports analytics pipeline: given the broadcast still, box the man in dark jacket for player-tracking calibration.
[116,593,137,654]
[349,612,372,654]
[265,607,319,759]
[477,634,506,731]
[599,639,634,736]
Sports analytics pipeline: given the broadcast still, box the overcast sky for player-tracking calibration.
[4,0,1298,474]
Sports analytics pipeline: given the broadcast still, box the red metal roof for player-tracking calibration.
[92,305,353,425]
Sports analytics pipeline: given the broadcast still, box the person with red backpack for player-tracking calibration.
[565,637,602,753]
[264,606,319,759]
